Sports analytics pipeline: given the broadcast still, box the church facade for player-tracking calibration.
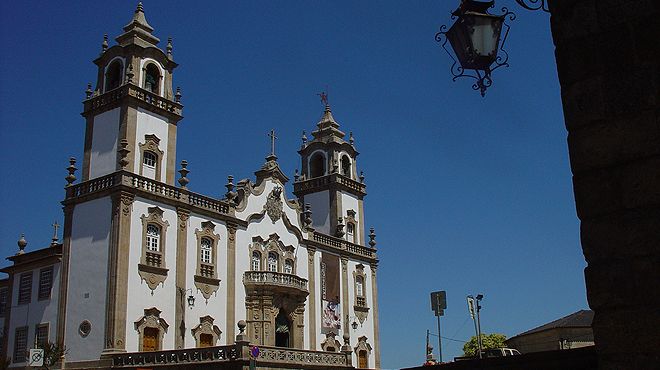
[1,4,380,369]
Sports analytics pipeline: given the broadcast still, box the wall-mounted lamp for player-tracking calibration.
[179,288,195,309]
[435,0,515,96]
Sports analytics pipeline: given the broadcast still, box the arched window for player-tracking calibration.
[251,251,261,271]
[200,237,212,264]
[144,63,161,94]
[356,276,364,298]
[284,259,293,274]
[146,224,160,252]
[268,252,278,272]
[310,153,325,178]
[341,155,351,178]
[347,223,355,243]
[105,60,123,92]
[142,150,157,180]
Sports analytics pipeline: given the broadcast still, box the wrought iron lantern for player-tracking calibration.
[436,0,515,96]
[187,294,195,308]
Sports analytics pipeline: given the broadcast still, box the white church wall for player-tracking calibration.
[64,197,112,362]
[89,108,120,179]
[305,191,330,234]
[125,198,178,352]
[184,214,228,347]
[134,108,169,183]
[347,261,377,367]
[340,192,360,244]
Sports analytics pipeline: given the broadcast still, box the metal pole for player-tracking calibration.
[476,298,483,358]
[436,315,443,362]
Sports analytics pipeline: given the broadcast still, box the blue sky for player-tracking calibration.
[0,1,587,368]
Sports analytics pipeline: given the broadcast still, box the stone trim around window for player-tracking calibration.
[138,206,169,292]
[191,315,222,348]
[138,134,164,181]
[134,307,169,352]
[321,331,341,352]
[345,209,358,244]
[193,221,221,301]
[353,264,369,324]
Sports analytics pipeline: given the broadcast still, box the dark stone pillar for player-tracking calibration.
[548,1,660,369]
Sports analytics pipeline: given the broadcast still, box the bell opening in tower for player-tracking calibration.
[105,60,123,92]
[310,153,325,178]
[144,63,161,94]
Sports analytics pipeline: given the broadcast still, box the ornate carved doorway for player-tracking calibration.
[275,309,291,347]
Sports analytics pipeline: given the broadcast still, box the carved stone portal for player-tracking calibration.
[244,289,307,349]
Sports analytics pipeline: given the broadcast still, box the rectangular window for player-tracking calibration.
[18,272,33,305]
[38,267,54,300]
[0,288,8,317]
[35,324,49,349]
[13,326,28,363]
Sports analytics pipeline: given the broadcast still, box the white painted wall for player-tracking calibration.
[134,108,169,183]
[340,193,361,245]
[89,108,120,179]
[125,198,178,352]
[305,191,330,235]
[64,197,112,362]
[184,214,228,347]
[347,261,377,367]
[6,263,61,367]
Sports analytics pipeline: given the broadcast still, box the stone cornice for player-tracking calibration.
[2,244,63,274]
[293,173,366,197]
[82,83,183,122]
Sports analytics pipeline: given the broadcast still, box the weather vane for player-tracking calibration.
[317,90,329,106]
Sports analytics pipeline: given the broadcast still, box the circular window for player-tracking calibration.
[79,320,92,337]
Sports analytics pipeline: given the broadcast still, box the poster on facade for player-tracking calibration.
[320,252,341,333]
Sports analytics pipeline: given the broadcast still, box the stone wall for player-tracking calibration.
[548,1,660,369]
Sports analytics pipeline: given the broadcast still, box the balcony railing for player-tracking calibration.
[109,343,352,368]
[312,232,376,259]
[293,173,366,195]
[64,171,230,215]
[243,271,308,292]
[84,83,183,117]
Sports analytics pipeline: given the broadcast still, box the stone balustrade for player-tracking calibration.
[84,83,183,117]
[243,271,308,292]
[311,231,376,259]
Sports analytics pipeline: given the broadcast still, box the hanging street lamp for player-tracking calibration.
[515,0,549,12]
[435,0,515,96]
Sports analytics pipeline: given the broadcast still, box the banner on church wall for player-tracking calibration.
[320,252,341,333]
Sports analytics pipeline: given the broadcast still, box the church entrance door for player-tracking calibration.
[275,310,291,347]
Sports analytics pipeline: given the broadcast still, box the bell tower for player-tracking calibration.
[81,2,182,185]
[293,103,367,244]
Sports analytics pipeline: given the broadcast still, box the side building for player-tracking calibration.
[0,4,381,369]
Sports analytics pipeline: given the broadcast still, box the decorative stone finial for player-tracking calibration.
[238,320,246,334]
[225,175,237,204]
[175,86,182,103]
[51,221,60,246]
[236,319,249,343]
[118,139,130,169]
[343,332,350,344]
[302,203,313,229]
[341,332,352,353]
[126,64,134,84]
[331,159,339,174]
[294,169,300,182]
[349,131,354,145]
[368,227,377,248]
[65,157,77,187]
[101,34,108,53]
[17,234,27,255]
[166,37,173,57]
[359,171,365,183]
[136,2,144,13]
[85,83,93,99]
[336,217,345,238]
[178,160,190,189]
[301,130,307,148]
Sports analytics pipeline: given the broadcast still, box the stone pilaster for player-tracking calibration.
[174,207,189,349]
[307,246,317,349]
[340,255,349,336]
[370,263,381,369]
[56,204,75,348]
[103,191,134,353]
[225,223,237,342]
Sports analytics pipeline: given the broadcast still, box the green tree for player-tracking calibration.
[462,333,507,356]
[42,342,67,370]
